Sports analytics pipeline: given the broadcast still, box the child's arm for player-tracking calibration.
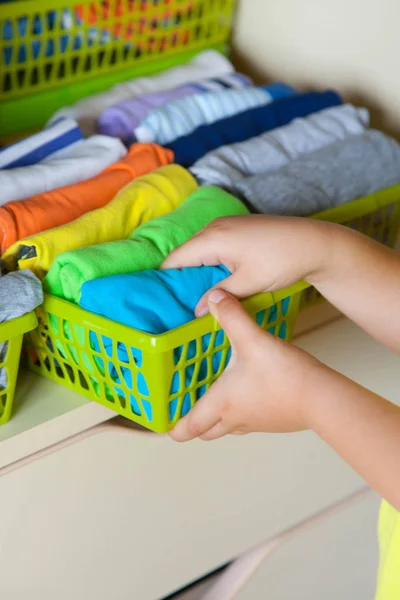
[163,216,400,352]
[163,217,400,509]
[170,290,400,512]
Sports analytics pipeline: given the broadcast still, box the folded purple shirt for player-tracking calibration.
[97,72,252,141]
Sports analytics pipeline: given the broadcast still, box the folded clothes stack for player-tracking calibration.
[167,90,343,167]
[50,49,236,133]
[3,164,195,278]
[44,186,249,304]
[0,144,173,255]
[132,83,296,145]
[191,104,369,188]
[2,48,400,411]
[97,73,253,142]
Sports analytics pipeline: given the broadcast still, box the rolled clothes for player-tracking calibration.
[44,186,249,304]
[191,104,369,188]
[98,72,253,141]
[134,83,296,145]
[168,90,342,167]
[0,135,127,205]
[0,118,82,169]
[235,130,400,216]
[0,143,173,255]
[0,270,43,389]
[49,50,234,125]
[4,165,196,278]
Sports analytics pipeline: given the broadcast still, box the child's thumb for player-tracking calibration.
[208,290,261,350]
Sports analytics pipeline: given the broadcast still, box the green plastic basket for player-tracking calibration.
[302,185,400,307]
[0,0,235,138]
[0,311,38,425]
[23,283,306,433]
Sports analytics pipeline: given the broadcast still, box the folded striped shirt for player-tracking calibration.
[134,83,296,146]
[0,118,82,169]
[97,72,252,141]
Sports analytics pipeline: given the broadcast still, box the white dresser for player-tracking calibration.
[0,314,398,600]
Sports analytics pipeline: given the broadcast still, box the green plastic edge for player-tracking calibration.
[0,311,38,344]
[310,183,400,224]
[0,43,229,138]
[39,280,308,355]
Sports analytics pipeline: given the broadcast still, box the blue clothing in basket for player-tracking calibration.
[80,267,281,420]
[169,90,342,167]
[80,266,231,418]
[80,266,282,420]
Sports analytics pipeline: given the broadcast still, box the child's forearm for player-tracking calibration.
[308,224,400,353]
[305,362,400,510]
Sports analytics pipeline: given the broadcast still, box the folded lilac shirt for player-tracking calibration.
[97,73,252,141]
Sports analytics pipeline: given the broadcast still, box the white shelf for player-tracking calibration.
[0,368,114,469]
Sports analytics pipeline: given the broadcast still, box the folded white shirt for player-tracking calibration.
[0,135,126,205]
[49,50,234,125]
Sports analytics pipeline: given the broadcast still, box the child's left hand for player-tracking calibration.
[170,289,322,442]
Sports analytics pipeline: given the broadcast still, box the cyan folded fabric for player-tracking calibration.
[0,118,82,169]
[49,49,234,125]
[6,164,194,279]
[191,104,369,189]
[44,186,249,304]
[168,90,342,167]
[235,130,400,216]
[0,270,43,389]
[98,72,253,141]
[0,135,127,205]
[134,83,296,145]
[80,266,230,333]
[80,266,232,414]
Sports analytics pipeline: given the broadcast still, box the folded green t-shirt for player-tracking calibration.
[44,186,249,304]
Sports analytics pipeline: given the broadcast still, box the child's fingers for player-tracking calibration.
[199,420,232,442]
[207,290,262,351]
[195,272,249,317]
[161,230,221,270]
[169,384,224,442]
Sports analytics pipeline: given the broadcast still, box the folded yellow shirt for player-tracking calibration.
[2,165,197,278]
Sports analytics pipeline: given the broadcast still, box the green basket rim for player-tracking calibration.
[0,311,38,344]
[311,184,400,223]
[41,281,308,353]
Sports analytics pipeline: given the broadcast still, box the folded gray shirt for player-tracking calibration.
[233,130,400,216]
[0,270,43,389]
[191,104,369,189]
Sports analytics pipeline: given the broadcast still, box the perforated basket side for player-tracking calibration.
[25,284,305,432]
[0,312,38,425]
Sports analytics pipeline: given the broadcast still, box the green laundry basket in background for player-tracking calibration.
[0,0,235,139]
[302,184,400,307]
[0,311,38,425]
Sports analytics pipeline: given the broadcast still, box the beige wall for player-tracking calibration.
[232,0,400,135]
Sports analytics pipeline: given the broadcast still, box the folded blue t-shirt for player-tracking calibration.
[168,90,342,167]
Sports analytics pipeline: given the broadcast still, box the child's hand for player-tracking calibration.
[162,215,331,316]
[169,290,400,515]
[170,290,321,442]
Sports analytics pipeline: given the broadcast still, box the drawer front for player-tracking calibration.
[0,427,363,600]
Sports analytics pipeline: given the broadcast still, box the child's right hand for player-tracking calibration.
[162,215,332,315]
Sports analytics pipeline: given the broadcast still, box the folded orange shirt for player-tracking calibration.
[0,143,173,254]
